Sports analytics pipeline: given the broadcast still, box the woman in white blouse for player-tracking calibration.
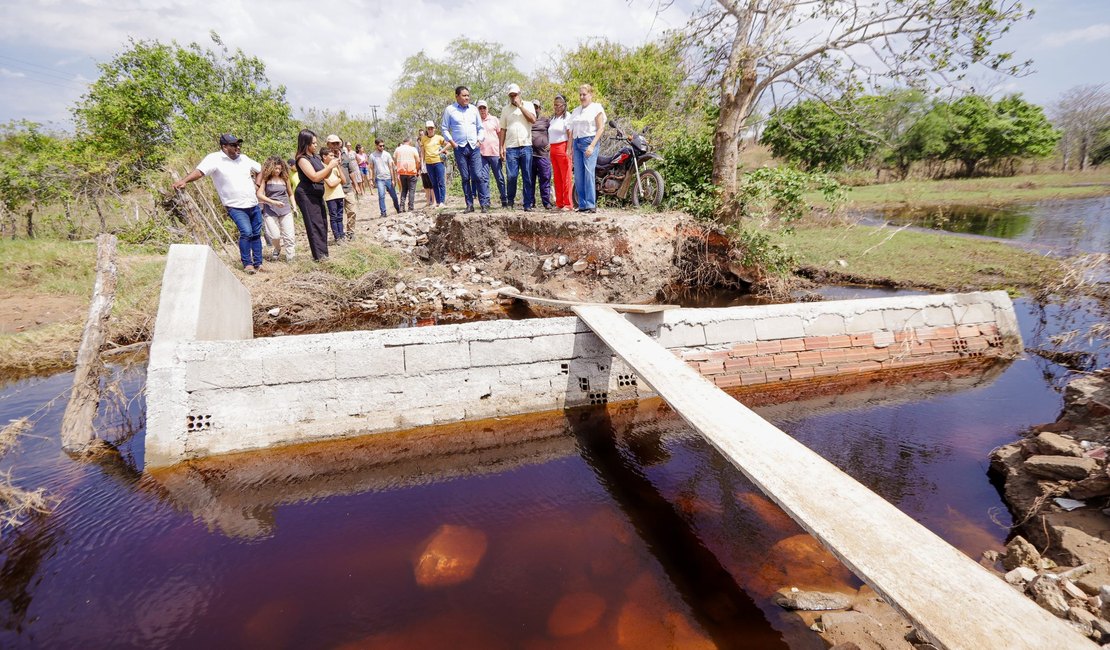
[566,84,606,213]
[547,94,573,211]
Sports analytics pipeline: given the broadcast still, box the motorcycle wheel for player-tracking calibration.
[631,169,664,208]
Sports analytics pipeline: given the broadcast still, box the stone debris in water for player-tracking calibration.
[1023,454,1098,480]
[753,533,855,597]
[1002,536,1042,571]
[413,524,488,588]
[773,587,853,611]
[546,592,606,637]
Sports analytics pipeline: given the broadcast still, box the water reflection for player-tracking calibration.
[867,196,1110,255]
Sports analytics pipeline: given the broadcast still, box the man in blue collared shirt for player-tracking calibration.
[441,85,491,214]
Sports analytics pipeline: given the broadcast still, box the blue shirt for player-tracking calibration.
[441,102,485,149]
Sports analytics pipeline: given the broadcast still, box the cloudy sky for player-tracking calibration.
[0,0,1107,130]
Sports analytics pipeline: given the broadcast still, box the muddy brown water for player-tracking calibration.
[0,293,1105,648]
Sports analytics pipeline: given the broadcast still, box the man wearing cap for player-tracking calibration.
[477,100,507,208]
[173,134,265,272]
[530,100,553,210]
[418,121,447,208]
[441,85,490,213]
[327,135,359,240]
[499,83,535,212]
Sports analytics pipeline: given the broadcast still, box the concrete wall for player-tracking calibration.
[145,247,1022,468]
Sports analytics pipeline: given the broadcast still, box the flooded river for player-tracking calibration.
[866,196,1110,255]
[0,296,1105,648]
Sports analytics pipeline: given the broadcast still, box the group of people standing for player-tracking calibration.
[438,82,607,214]
[173,83,608,269]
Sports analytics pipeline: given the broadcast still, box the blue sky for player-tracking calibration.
[0,0,1106,130]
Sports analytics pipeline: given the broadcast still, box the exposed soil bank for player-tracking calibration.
[989,369,1110,643]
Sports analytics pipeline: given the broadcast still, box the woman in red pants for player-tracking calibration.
[548,94,573,210]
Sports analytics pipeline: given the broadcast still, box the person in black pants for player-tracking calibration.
[293,129,339,261]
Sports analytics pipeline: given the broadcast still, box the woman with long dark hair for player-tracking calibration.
[548,94,572,211]
[294,129,339,261]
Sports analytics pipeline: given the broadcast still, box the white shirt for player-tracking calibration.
[568,103,606,140]
[548,114,569,144]
[195,151,261,208]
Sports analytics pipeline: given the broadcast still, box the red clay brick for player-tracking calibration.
[748,356,775,369]
[740,371,766,385]
[682,350,710,362]
[931,339,955,353]
[797,350,823,366]
[756,340,782,354]
[779,339,806,352]
[789,367,815,380]
[893,331,916,343]
[858,360,883,373]
[804,336,830,350]
[956,324,980,338]
[820,349,848,363]
[699,361,725,375]
[724,357,750,371]
[773,353,799,367]
[914,327,939,341]
[979,323,1000,336]
[909,342,933,356]
[851,333,874,347]
[844,349,873,362]
[966,337,990,351]
[764,368,791,382]
[838,363,864,374]
[729,343,759,357]
[933,326,957,338]
[714,374,743,388]
[812,365,839,377]
[827,335,852,348]
[705,349,732,362]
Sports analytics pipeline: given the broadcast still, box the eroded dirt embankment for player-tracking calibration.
[251,209,749,336]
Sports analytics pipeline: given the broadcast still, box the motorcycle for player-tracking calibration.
[587,120,665,207]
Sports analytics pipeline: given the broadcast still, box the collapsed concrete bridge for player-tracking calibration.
[145,244,1092,648]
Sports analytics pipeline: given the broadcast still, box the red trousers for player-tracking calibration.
[550,141,572,208]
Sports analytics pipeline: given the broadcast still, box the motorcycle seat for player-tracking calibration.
[596,153,617,168]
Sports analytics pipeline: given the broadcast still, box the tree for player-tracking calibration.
[940,94,1057,176]
[73,32,295,178]
[387,39,522,133]
[1051,84,1110,170]
[681,0,1031,199]
[0,122,73,238]
[760,100,878,172]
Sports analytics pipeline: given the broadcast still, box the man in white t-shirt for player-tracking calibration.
[368,139,401,217]
[173,134,266,272]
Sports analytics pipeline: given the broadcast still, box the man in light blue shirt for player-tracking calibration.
[441,85,490,213]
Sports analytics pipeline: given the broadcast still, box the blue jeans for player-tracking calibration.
[482,155,507,206]
[375,178,400,216]
[226,204,264,268]
[426,161,446,205]
[573,137,599,210]
[505,146,534,208]
[326,198,344,241]
[453,144,489,208]
[531,155,553,208]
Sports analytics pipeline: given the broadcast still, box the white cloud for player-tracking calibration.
[0,68,27,78]
[1040,23,1110,48]
[0,0,689,125]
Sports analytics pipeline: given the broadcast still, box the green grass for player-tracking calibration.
[808,169,1110,210]
[321,241,402,279]
[0,239,98,295]
[784,222,1061,293]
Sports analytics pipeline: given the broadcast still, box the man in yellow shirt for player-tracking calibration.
[418,121,447,208]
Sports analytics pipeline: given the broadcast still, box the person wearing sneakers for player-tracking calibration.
[419,121,447,208]
[394,137,421,212]
[173,133,265,273]
[477,100,507,208]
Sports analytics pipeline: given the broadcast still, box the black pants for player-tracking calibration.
[295,186,330,261]
[399,175,418,210]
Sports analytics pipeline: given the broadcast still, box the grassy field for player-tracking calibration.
[810,169,1110,210]
[0,237,400,378]
[783,220,1062,293]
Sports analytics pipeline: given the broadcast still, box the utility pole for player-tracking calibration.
[369,105,380,134]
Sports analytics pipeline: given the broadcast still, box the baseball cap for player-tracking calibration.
[531,99,542,108]
[425,120,435,128]
[218,134,242,145]
[476,100,488,108]
[507,83,521,95]
[326,134,342,144]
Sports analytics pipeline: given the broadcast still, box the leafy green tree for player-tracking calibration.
[939,94,1058,176]
[760,100,878,172]
[73,32,295,178]
[989,95,1060,163]
[0,122,74,238]
[387,39,522,133]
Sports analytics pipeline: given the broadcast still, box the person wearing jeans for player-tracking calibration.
[172,134,267,271]
[369,139,401,216]
[477,100,507,207]
[566,84,606,213]
[394,137,421,211]
[419,122,448,208]
[499,83,535,211]
[441,85,490,213]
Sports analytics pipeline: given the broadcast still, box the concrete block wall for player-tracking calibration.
[144,249,1021,467]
